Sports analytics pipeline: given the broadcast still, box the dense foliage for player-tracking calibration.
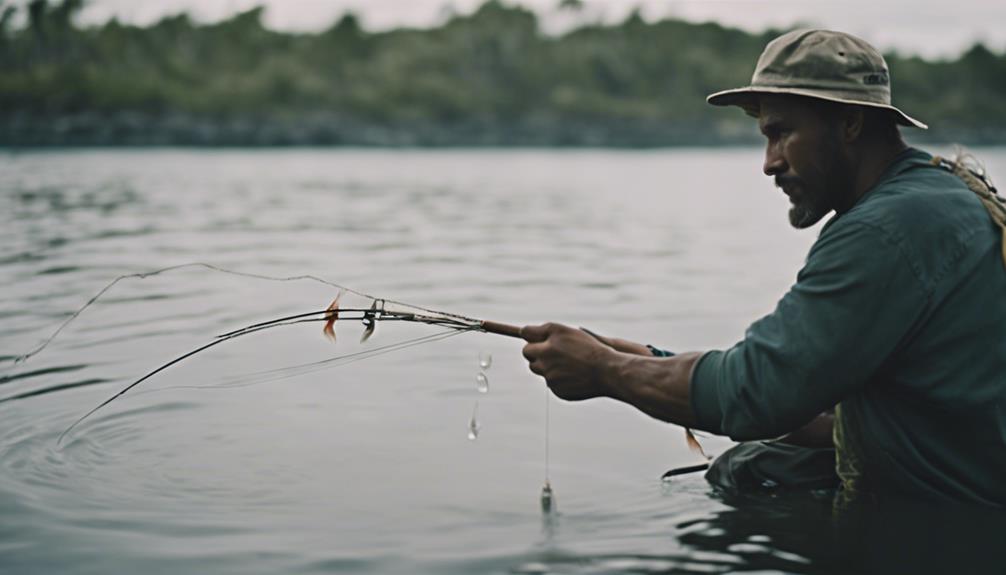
[2,0,1004,146]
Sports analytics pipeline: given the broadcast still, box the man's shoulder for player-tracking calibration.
[817,149,996,292]
[830,150,981,238]
[858,150,974,217]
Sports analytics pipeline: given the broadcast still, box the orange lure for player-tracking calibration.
[322,294,341,342]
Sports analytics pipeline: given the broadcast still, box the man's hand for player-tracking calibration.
[579,328,652,356]
[520,322,622,401]
[521,322,702,428]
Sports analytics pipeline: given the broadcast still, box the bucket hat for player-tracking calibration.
[707,29,927,129]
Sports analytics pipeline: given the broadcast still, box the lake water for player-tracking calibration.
[2,147,1005,574]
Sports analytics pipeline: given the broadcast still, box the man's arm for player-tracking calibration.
[778,412,834,448]
[605,349,704,428]
[520,322,702,428]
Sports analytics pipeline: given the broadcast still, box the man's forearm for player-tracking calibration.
[602,351,703,428]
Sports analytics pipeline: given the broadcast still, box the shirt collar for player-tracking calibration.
[872,147,933,187]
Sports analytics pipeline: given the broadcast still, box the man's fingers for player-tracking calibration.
[579,326,614,347]
[523,341,550,377]
[520,323,547,342]
[527,359,545,376]
[522,341,545,361]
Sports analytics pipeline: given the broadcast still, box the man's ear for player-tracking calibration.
[842,106,865,143]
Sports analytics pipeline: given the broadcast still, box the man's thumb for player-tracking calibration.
[520,323,552,342]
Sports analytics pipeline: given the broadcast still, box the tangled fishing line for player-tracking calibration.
[14,262,709,503]
[8,263,520,444]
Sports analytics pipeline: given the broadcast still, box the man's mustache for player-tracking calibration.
[775,175,803,189]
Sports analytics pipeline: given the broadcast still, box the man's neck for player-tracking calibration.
[851,140,909,204]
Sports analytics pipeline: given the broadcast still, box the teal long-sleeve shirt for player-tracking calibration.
[691,149,1006,505]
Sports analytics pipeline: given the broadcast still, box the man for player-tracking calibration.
[520,29,1006,505]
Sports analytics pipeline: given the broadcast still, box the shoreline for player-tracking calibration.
[4,114,1003,149]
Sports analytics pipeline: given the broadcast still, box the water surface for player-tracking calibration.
[2,147,1005,574]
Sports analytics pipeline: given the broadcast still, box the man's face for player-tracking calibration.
[757,95,853,229]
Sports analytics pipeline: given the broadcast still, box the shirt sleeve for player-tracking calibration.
[690,219,928,440]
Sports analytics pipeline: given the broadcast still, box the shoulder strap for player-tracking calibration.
[932,154,1006,266]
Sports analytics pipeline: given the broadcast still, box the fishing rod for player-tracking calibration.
[55,294,524,445]
[19,262,708,490]
[210,303,523,341]
[12,262,522,366]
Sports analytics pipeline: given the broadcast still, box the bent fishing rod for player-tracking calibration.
[16,261,707,461]
[55,297,525,444]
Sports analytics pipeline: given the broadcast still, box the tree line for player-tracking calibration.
[1,0,1003,146]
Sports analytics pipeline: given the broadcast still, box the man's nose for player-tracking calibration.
[763,141,787,176]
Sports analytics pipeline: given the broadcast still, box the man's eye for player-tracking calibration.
[768,127,791,140]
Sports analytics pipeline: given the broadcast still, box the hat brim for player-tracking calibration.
[707,87,928,130]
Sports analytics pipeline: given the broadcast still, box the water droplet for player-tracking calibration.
[467,402,480,440]
[479,352,493,370]
[476,371,489,394]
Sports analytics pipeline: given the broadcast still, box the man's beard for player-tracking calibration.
[782,140,853,229]
[788,186,832,229]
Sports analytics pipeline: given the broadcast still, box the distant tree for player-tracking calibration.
[0,0,1003,145]
[623,7,645,27]
[50,0,84,29]
[0,3,16,41]
[27,0,46,35]
[332,12,361,34]
[559,0,585,11]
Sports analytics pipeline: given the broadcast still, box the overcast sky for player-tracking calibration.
[76,0,1004,59]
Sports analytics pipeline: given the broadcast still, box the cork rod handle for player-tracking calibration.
[479,320,524,339]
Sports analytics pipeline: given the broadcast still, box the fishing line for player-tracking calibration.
[545,386,550,484]
[57,324,257,445]
[29,262,537,484]
[541,385,555,514]
[58,323,473,444]
[19,264,621,514]
[129,329,468,397]
[21,262,707,514]
[15,262,487,365]
[215,329,470,388]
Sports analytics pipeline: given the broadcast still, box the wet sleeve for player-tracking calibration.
[690,220,927,440]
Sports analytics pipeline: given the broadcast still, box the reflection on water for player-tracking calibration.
[1,148,1005,574]
[687,488,1006,574]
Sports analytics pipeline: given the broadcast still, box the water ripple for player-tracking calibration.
[4,148,998,574]
[0,378,109,404]
[0,363,88,385]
